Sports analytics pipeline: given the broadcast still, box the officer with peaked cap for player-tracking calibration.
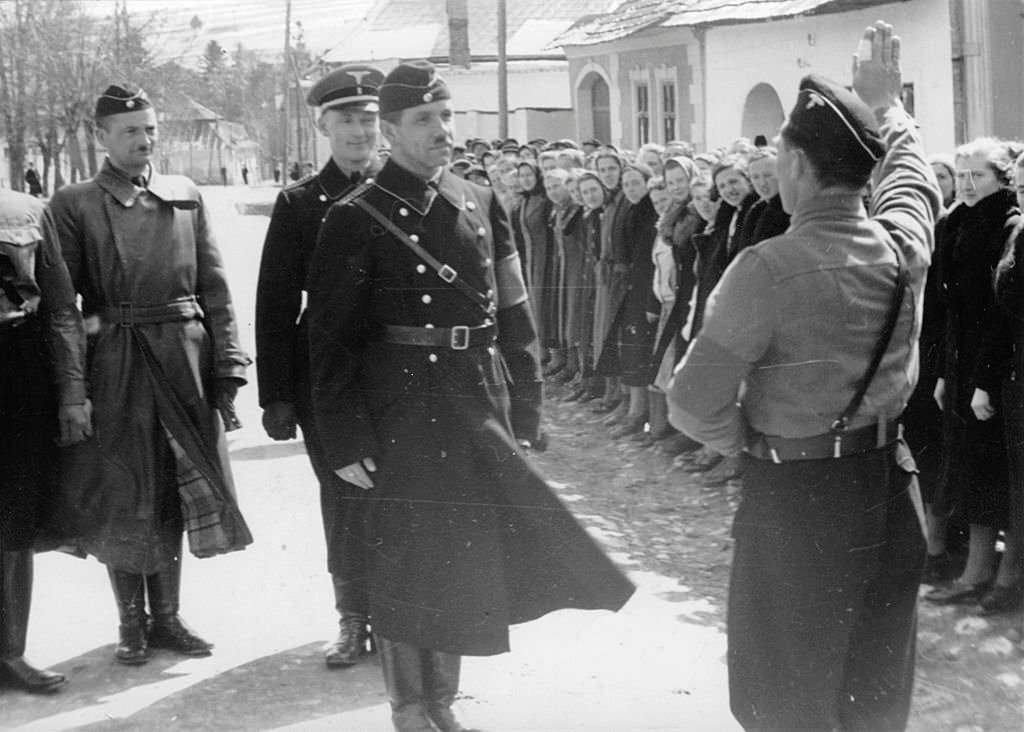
[669,22,939,730]
[307,59,634,732]
[256,62,384,670]
[47,84,252,666]
[0,188,88,694]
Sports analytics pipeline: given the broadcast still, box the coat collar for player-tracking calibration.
[316,157,370,200]
[374,159,466,215]
[787,188,865,230]
[95,159,199,209]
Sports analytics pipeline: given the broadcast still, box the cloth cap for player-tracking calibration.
[785,74,884,169]
[307,64,384,113]
[95,85,152,119]
[379,61,451,115]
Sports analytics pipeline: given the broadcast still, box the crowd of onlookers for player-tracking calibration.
[444,131,1022,619]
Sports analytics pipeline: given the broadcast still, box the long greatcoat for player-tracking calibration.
[308,160,634,656]
[48,161,251,573]
[255,158,372,579]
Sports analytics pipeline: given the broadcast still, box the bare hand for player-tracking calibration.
[262,401,297,440]
[646,311,659,324]
[970,388,995,421]
[933,378,945,411]
[335,457,377,490]
[57,400,93,446]
[851,21,902,114]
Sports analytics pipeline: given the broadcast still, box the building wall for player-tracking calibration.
[985,0,1024,141]
[703,0,955,155]
[566,27,698,150]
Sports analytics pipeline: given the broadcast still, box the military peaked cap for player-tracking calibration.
[379,60,451,115]
[307,64,384,112]
[785,74,885,170]
[95,85,152,119]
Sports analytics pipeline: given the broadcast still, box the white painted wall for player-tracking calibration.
[703,0,955,155]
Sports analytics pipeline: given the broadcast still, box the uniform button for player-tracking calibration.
[467,201,476,211]
[477,226,486,236]
[318,194,327,202]
[488,346,495,355]
[428,353,438,363]
[421,294,432,304]
[484,257,492,266]
[399,207,409,217]
[486,289,494,297]
[410,234,420,243]
[416,264,427,274]
[425,323,435,328]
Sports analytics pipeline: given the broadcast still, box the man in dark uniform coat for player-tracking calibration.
[308,61,634,732]
[256,63,384,668]
[48,86,252,666]
[0,189,88,693]
[670,24,939,731]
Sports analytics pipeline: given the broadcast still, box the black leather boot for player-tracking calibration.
[0,549,66,693]
[325,575,372,668]
[377,635,435,732]
[107,568,149,665]
[145,550,213,657]
[424,650,483,732]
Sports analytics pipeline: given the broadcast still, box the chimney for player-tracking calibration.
[447,0,470,68]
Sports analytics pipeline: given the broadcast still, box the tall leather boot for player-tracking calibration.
[0,549,66,692]
[145,545,212,657]
[424,650,482,732]
[377,635,435,732]
[324,574,371,668]
[107,568,149,665]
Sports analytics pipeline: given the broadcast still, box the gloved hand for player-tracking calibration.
[217,377,244,432]
[262,401,297,440]
[57,400,93,446]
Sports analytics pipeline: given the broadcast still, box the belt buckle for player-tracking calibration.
[118,302,134,326]
[438,264,457,283]
[450,325,470,350]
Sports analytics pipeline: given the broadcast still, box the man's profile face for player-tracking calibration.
[96,108,158,172]
[318,106,379,167]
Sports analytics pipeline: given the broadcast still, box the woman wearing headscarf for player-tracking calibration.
[596,162,660,438]
[513,160,555,366]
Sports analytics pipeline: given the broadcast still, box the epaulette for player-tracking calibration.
[283,173,316,192]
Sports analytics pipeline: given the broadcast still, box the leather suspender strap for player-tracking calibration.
[832,237,909,433]
[351,196,496,317]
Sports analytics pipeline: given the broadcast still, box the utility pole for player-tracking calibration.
[281,0,291,185]
[497,0,508,139]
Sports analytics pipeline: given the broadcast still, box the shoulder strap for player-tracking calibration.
[832,237,909,432]
[336,179,374,208]
[351,194,496,317]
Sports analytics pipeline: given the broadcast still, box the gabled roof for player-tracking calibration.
[322,0,616,64]
[555,0,896,47]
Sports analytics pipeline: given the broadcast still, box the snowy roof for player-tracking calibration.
[554,0,895,47]
[322,0,616,64]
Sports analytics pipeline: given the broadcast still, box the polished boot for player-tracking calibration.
[145,552,213,657]
[324,575,371,668]
[108,568,149,665]
[0,550,66,692]
[542,348,566,377]
[377,635,435,731]
[424,650,483,732]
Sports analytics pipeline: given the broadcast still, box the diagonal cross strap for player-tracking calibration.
[351,196,496,317]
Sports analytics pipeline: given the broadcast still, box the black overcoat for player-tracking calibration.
[255,158,373,577]
[307,160,634,656]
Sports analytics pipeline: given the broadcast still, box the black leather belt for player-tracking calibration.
[380,323,496,351]
[748,420,901,463]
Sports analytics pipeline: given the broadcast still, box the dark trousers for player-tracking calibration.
[295,368,369,614]
[728,442,925,731]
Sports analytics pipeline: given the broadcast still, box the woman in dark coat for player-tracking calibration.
[596,162,659,437]
[513,161,554,362]
[735,147,790,252]
[927,138,1020,605]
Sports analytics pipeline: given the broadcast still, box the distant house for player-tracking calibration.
[556,0,1022,155]
[157,97,262,185]
[311,0,615,155]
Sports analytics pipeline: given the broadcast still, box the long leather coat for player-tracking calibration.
[48,161,251,573]
[307,160,634,655]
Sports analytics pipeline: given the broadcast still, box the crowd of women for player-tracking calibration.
[447,130,1023,619]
